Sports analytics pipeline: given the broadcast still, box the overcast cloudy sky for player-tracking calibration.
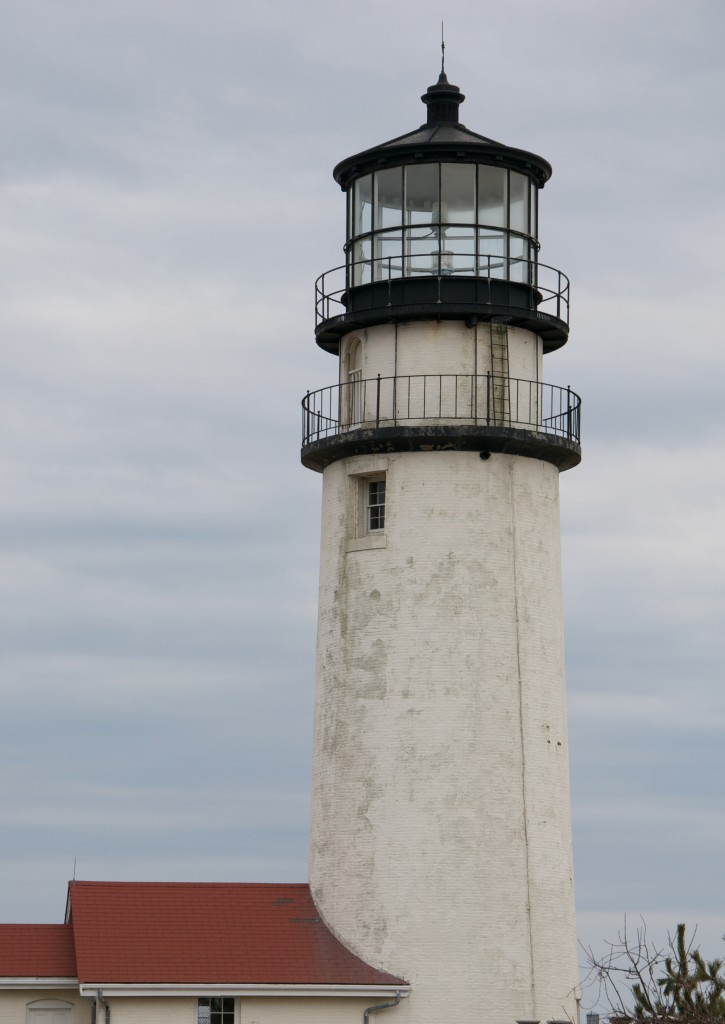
[0,0,723,995]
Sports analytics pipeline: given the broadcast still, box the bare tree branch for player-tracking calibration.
[581,923,725,1024]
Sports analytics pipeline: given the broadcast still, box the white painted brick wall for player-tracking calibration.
[0,994,378,1024]
[112,997,373,1024]
[106,998,196,1024]
[0,992,90,1024]
[236,996,384,1024]
[338,321,541,386]
[309,334,579,1024]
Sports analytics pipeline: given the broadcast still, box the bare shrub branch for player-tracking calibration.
[581,922,725,1024]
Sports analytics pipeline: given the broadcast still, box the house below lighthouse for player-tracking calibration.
[0,67,581,1024]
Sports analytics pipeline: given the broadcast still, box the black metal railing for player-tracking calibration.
[302,374,581,447]
[314,254,570,328]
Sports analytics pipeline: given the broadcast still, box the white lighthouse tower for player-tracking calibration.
[302,69,581,1024]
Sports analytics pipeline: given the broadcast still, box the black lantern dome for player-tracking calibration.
[333,71,551,188]
[314,70,569,354]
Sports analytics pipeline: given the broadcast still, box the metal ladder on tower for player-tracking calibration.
[489,322,511,426]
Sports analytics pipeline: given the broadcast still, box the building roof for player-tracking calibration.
[0,924,76,978]
[66,881,405,987]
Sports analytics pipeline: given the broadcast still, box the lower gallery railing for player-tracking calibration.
[302,374,581,446]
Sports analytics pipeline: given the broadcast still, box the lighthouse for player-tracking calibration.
[302,68,581,1024]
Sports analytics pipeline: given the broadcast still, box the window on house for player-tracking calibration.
[198,998,234,1024]
[367,478,385,531]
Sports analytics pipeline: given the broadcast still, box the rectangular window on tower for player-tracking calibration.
[345,460,388,553]
[367,478,386,531]
[198,999,235,1024]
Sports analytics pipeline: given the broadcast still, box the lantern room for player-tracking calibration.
[348,161,537,283]
[302,68,581,476]
[314,71,569,353]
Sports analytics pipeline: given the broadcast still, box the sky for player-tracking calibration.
[0,0,723,1000]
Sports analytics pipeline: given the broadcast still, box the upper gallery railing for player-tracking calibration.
[302,374,581,447]
[314,253,570,329]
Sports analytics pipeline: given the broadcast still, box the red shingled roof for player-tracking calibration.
[0,924,76,977]
[68,881,405,986]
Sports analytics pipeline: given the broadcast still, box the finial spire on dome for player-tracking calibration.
[421,42,465,126]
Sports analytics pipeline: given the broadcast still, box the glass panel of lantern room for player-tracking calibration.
[405,164,440,227]
[375,168,403,230]
[478,228,506,279]
[478,165,507,229]
[405,225,439,276]
[528,240,538,288]
[352,237,372,286]
[508,234,529,283]
[374,229,403,280]
[530,180,538,241]
[353,174,373,237]
[443,226,475,275]
[441,164,475,224]
[509,172,530,234]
